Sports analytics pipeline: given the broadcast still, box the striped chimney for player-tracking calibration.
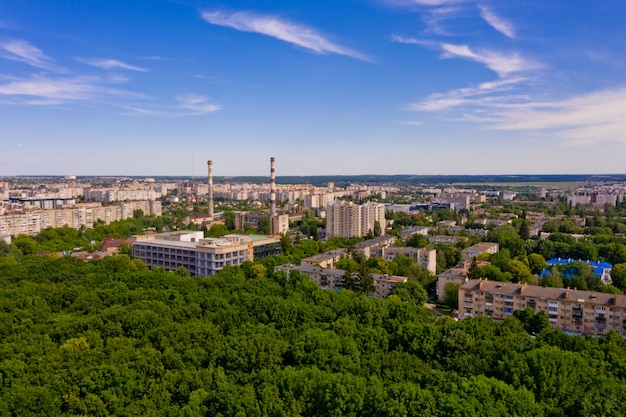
[270,157,276,216]
[207,160,214,219]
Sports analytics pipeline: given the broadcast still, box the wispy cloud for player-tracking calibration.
[479,5,515,38]
[380,0,468,7]
[120,94,220,117]
[176,94,220,115]
[411,85,626,146]
[0,39,63,71]
[0,74,143,105]
[392,36,538,77]
[201,10,371,61]
[138,55,168,61]
[409,77,526,111]
[440,43,538,76]
[77,58,148,72]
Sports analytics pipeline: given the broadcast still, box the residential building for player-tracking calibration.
[460,242,499,261]
[380,246,437,274]
[353,235,397,258]
[426,234,467,245]
[326,201,385,239]
[300,249,348,268]
[398,226,430,242]
[459,279,626,337]
[0,200,161,237]
[275,264,407,299]
[436,259,490,301]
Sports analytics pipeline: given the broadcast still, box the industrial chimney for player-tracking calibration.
[207,160,214,220]
[270,157,276,216]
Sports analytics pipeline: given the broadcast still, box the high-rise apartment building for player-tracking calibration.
[325,201,385,239]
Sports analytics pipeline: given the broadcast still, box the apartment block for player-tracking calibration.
[0,200,161,237]
[326,201,385,239]
[460,242,499,261]
[275,264,407,299]
[380,246,437,274]
[459,279,626,337]
[300,249,348,268]
[353,235,397,258]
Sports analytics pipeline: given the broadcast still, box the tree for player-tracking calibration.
[373,221,382,237]
[342,270,358,292]
[527,253,547,275]
[611,263,626,291]
[280,235,292,255]
[257,217,271,234]
[358,265,375,294]
[222,211,236,230]
[388,281,427,306]
[443,282,460,309]
[506,260,532,283]
[467,257,481,280]
[519,220,531,240]
[208,223,230,238]
[514,307,551,335]
[117,243,133,256]
[541,268,564,288]
[175,266,190,277]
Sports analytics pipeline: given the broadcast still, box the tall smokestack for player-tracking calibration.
[207,160,214,219]
[270,157,276,216]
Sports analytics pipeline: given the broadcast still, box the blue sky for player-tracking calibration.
[1,0,625,176]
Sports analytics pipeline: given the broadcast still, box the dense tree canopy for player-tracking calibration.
[2,252,626,416]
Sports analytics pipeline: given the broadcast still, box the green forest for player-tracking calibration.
[2,252,626,416]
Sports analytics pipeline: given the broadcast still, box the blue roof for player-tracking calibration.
[541,258,612,280]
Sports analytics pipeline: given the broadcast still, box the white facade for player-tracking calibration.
[133,232,249,276]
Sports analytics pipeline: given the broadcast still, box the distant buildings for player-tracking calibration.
[0,200,161,237]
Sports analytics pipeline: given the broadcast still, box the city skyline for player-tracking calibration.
[1,1,625,176]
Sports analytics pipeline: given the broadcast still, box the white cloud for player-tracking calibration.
[0,74,143,104]
[440,43,538,76]
[392,36,538,77]
[77,58,148,72]
[380,0,468,7]
[201,10,371,61]
[479,5,515,38]
[390,35,434,46]
[120,95,220,117]
[176,94,220,115]
[0,39,63,71]
[411,84,626,146]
